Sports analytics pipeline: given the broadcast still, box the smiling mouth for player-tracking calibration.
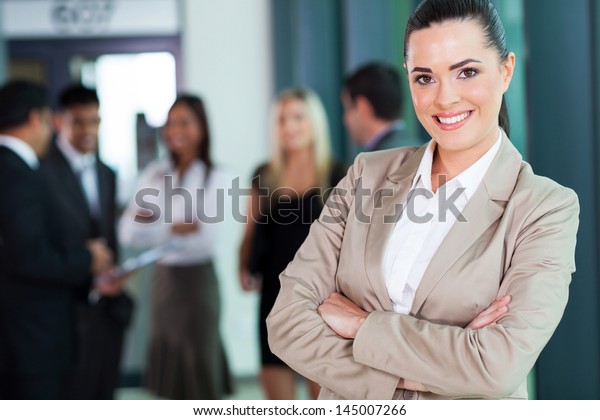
[435,111,472,125]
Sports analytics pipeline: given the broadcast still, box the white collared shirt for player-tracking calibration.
[0,134,39,169]
[119,158,231,265]
[383,129,502,314]
[57,137,101,219]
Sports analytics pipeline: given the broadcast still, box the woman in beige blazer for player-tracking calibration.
[266,0,579,400]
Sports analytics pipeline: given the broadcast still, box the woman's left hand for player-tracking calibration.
[171,222,199,235]
[318,292,369,339]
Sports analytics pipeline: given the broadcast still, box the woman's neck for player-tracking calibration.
[285,147,314,168]
[432,132,498,181]
[432,148,478,181]
[175,154,196,176]
[430,130,498,191]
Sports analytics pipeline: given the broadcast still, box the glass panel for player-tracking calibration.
[8,58,47,84]
[496,0,528,157]
[82,52,177,204]
[496,0,536,400]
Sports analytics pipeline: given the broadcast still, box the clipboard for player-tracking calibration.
[115,238,185,277]
[94,238,185,287]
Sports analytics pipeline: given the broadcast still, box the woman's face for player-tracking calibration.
[163,103,203,159]
[277,98,314,152]
[405,19,515,156]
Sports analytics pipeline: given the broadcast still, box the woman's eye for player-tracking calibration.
[415,75,433,85]
[458,68,478,79]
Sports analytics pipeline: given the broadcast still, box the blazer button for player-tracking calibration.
[403,390,419,400]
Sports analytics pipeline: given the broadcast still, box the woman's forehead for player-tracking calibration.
[406,20,491,66]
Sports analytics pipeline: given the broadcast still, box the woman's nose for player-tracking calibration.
[434,81,461,109]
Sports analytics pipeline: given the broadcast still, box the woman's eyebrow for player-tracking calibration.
[449,58,482,70]
[411,66,432,73]
[411,58,483,74]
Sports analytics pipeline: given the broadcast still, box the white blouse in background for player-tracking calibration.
[383,129,502,314]
[119,158,230,266]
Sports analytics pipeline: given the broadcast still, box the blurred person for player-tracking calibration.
[40,84,134,399]
[0,80,114,399]
[342,62,422,152]
[238,87,347,399]
[119,95,232,400]
[267,0,579,400]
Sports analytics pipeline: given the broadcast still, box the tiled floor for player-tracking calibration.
[116,376,310,400]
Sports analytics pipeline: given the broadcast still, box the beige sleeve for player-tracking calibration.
[353,187,579,398]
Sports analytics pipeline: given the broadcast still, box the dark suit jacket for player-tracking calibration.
[40,140,118,268]
[0,146,91,377]
[40,140,133,399]
[369,125,423,152]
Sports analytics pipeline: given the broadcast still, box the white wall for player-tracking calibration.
[182,0,273,377]
[1,0,179,38]
[0,0,272,380]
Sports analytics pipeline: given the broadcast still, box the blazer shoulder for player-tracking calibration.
[137,158,169,182]
[0,148,35,179]
[252,161,269,179]
[512,162,579,216]
[353,146,420,179]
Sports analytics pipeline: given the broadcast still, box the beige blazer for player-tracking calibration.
[266,132,579,400]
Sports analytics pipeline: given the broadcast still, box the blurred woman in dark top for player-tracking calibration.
[239,87,346,399]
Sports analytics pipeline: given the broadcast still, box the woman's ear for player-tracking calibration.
[502,52,516,93]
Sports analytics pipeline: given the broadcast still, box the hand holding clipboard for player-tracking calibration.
[90,238,185,302]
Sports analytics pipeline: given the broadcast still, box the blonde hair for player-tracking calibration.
[266,87,333,194]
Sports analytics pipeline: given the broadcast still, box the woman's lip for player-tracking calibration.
[433,110,473,118]
[432,111,473,131]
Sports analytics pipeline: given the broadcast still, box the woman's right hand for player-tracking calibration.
[466,295,511,330]
[239,268,261,292]
[171,222,199,235]
[135,208,158,223]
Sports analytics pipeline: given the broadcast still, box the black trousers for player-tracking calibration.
[0,374,65,399]
[64,294,133,400]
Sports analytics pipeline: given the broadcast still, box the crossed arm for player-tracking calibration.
[318,292,511,393]
[266,157,579,399]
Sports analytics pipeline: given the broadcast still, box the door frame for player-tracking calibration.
[8,36,182,108]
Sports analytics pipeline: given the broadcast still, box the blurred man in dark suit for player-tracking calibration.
[342,62,423,152]
[0,80,114,399]
[40,85,133,399]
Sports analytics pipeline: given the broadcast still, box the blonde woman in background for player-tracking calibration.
[239,87,347,399]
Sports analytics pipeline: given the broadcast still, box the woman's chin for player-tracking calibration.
[283,141,312,152]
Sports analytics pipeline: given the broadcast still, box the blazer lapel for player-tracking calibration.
[410,132,524,315]
[97,163,111,232]
[53,145,92,225]
[364,145,427,311]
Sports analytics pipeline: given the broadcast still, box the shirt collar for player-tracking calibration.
[57,136,96,173]
[411,139,435,191]
[0,134,40,169]
[411,128,503,200]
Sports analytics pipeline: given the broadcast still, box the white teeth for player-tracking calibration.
[437,112,470,125]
